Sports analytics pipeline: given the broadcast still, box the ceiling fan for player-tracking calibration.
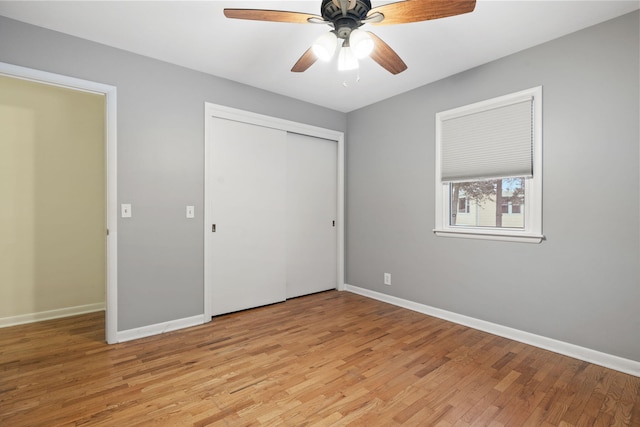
[224,0,476,75]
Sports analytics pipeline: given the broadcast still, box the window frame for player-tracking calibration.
[434,86,544,243]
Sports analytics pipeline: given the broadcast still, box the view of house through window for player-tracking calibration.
[450,177,525,228]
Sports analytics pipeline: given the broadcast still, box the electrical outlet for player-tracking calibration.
[384,273,391,286]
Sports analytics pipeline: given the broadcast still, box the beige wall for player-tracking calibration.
[0,75,105,319]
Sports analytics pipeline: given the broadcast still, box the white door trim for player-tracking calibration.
[0,62,118,344]
[204,102,345,321]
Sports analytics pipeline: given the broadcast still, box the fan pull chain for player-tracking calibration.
[342,69,361,87]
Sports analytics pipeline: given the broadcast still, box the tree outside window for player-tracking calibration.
[450,177,525,228]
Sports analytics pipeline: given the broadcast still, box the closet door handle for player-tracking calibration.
[212,224,216,232]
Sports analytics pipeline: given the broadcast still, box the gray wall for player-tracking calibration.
[0,16,347,331]
[346,11,640,362]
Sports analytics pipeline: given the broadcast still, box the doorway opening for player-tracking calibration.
[0,62,117,343]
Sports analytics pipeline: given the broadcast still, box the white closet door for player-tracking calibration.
[286,133,338,298]
[209,118,287,316]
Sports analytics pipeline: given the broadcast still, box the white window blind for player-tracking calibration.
[440,97,533,182]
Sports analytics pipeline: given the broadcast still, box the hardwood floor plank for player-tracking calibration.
[1,291,638,426]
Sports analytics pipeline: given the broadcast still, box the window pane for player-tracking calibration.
[450,178,525,228]
[458,197,468,213]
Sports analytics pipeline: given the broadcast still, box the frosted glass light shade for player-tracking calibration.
[338,45,359,71]
[312,32,338,61]
[349,29,374,59]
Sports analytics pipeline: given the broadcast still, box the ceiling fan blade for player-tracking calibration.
[368,32,407,75]
[369,0,475,26]
[224,9,322,24]
[291,48,318,72]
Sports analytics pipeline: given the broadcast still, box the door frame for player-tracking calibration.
[0,62,118,344]
[203,103,345,321]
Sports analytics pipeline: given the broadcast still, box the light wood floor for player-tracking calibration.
[1,291,639,426]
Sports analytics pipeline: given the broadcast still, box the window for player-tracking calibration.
[458,196,469,213]
[434,87,543,243]
[451,177,524,228]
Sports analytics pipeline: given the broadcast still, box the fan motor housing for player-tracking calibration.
[321,0,372,38]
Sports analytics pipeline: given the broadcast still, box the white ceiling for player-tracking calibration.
[0,1,637,112]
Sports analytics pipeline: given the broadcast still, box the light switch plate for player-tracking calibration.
[186,205,195,219]
[121,204,132,218]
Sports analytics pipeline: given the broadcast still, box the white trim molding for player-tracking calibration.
[116,315,205,343]
[0,303,105,328]
[344,284,640,377]
[0,61,118,344]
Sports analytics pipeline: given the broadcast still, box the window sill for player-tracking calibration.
[433,229,544,244]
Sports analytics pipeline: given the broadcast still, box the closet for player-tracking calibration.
[205,108,342,317]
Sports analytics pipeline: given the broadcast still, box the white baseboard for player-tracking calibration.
[116,314,205,343]
[344,284,640,377]
[0,302,105,328]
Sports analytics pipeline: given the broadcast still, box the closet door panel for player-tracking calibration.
[286,133,338,298]
[209,118,287,316]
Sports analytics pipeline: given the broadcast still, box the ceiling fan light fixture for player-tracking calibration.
[349,28,374,58]
[338,45,359,71]
[225,0,476,75]
[312,31,338,61]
